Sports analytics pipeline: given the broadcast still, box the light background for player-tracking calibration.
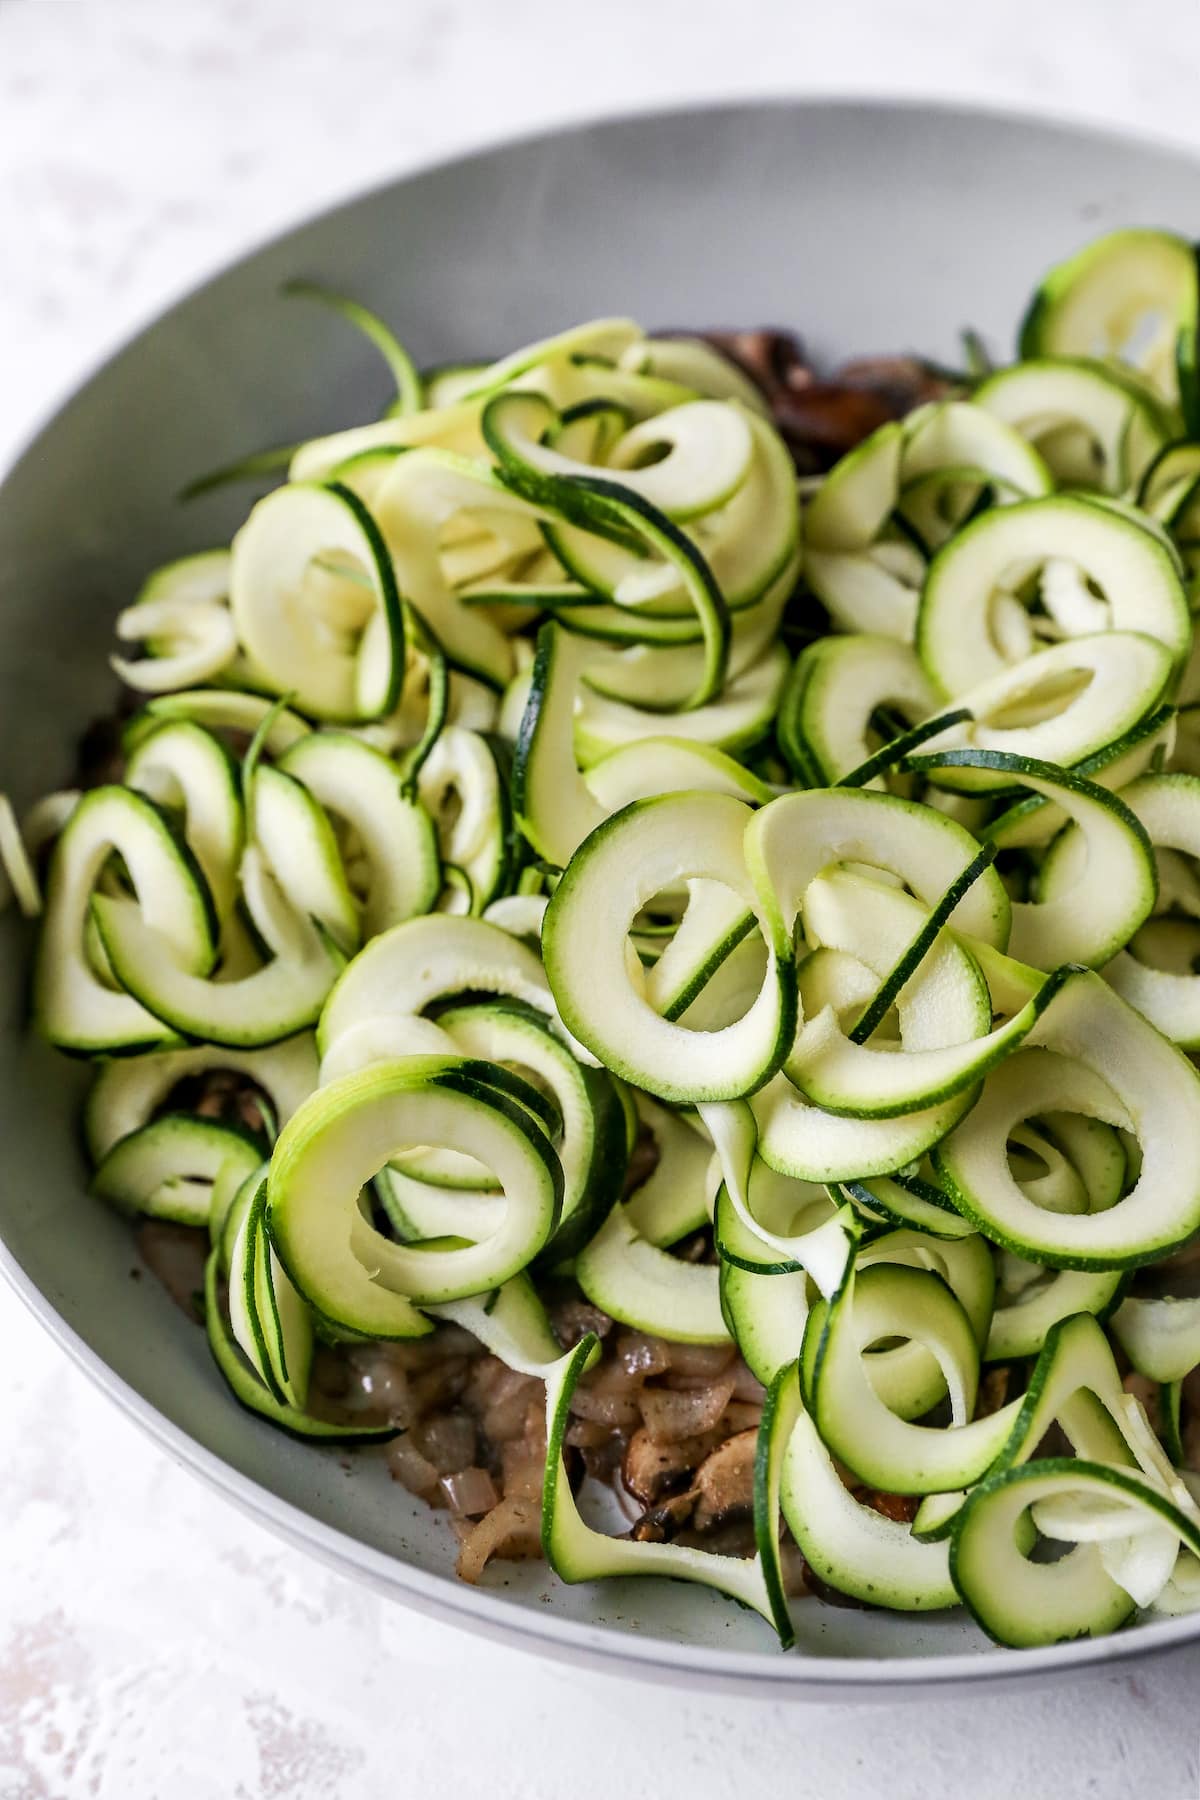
[3,2,1200,1794]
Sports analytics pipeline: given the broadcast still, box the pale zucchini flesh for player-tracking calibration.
[27,257,1200,1653]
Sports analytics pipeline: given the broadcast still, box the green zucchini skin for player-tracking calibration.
[204,1252,397,1444]
[28,264,1200,1654]
[92,1115,264,1227]
[950,1458,1200,1648]
[1018,226,1199,413]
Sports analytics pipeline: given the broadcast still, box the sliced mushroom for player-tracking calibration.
[621,1425,726,1508]
[773,353,956,467]
[167,1067,271,1138]
[695,329,956,471]
[550,1292,615,1348]
[772,381,900,466]
[854,1487,919,1525]
[975,1365,1014,1420]
[729,1361,768,1404]
[833,352,955,413]
[632,1491,698,1542]
[638,1377,735,1444]
[678,1517,758,1557]
[692,327,814,404]
[691,1428,758,1531]
[340,1343,412,1423]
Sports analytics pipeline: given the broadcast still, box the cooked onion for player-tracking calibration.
[408,1357,471,1416]
[456,1496,542,1583]
[616,1331,672,1379]
[343,1346,411,1421]
[662,1342,737,1386]
[568,1381,642,1429]
[440,1466,500,1517]
[387,1434,440,1500]
[568,1349,648,1427]
[565,1417,619,1449]
[500,1444,545,1501]
[467,1359,544,1443]
[414,1409,478,1474]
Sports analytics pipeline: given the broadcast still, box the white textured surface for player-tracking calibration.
[5,2,1200,1793]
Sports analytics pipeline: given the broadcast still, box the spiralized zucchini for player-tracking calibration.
[17,225,1200,1655]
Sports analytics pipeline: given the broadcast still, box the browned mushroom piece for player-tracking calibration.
[771,354,958,468]
[338,1343,413,1424]
[690,1427,759,1531]
[694,328,959,471]
[638,1376,736,1444]
[682,1517,759,1558]
[549,1292,615,1348]
[576,1429,631,1487]
[621,1424,727,1509]
[692,328,819,471]
[832,353,959,416]
[771,382,900,466]
[407,1355,474,1418]
[974,1365,1014,1420]
[855,1487,920,1525]
[690,327,813,399]
[669,1229,720,1267]
[632,1490,699,1542]
[164,1066,271,1138]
